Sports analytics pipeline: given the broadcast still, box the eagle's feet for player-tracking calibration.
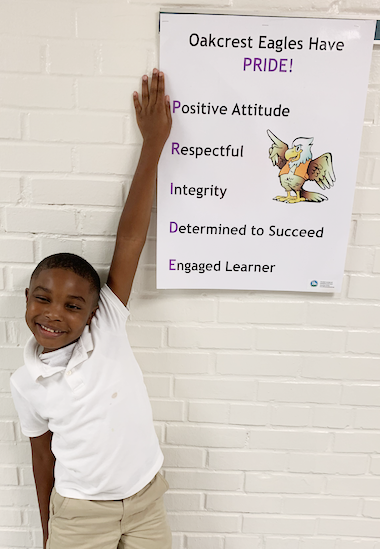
[288,197,306,203]
[274,195,291,202]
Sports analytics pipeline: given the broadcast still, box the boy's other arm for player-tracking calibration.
[107,70,172,305]
[30,430,55,549]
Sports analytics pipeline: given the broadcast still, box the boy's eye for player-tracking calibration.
[67,304,81,310]
[35,296,49,302]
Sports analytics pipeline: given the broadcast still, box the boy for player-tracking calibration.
[10,69,172,549]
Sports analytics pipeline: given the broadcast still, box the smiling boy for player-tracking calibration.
[10,70,172,549]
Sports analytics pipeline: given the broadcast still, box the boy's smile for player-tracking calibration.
[25,268,98,353]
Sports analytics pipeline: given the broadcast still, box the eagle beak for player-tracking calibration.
[285,147,302,162]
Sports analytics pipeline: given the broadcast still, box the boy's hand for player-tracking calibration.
[133,69,172,152]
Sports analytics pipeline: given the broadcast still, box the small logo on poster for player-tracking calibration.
[310,280,318,287]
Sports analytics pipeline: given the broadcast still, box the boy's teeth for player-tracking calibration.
[41,324,61,333]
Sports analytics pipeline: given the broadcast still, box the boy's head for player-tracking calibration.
[26,253,100,353]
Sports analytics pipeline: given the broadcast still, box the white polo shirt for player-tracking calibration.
[10,285,163,500]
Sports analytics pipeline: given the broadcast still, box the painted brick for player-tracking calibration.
[187,535,225,549]
[125,325,163,348]
[78,145,139,176]
[101,42,150,77]
[29,112,124,143]
[0,36,41,73]
[363,499,380,519]
[37,236,82,259]
[188,402,229,424]
[0,508,22,526]
[0,1,71,37]
[271,405,311,427]
[256,328,345,353]
[0,237,34,263]
[0,296,26,318]
[135,351,211,374]
[245,473,324,494]
[0,348,24,370]
[207,493,282,513]
[216,353,301,376]
[224,537,261,549]
[168,327,253,350]
[0,465,18,485]
[312,407,352,429]
[345,246,374,273]
[31,178,123,206]
[162,447,205,469]
[208,450,287,472]
[230,404,270,426]
[175,378,256,401]
[165,470,243,491]
[9,267,33,291]
[307,303,380,328]
[166,425,247,448]
[348,275,380,299]
[0,176,20,203]
[49,41,97,75]
[334,432,380,453]
[76,5,157,41]
[78,79,135,112]
[300,356,380,381]
[327,477,380,497]
[0,111,21,139]
[353,187,380,214]
[130,297,216,322]
[218,301,307,324]
[243,517,316,535]
[143,376,170,398]
[354,408,380,429]
[5,206,77,234]
[165,492,202,512]
[258,382,340,404]
[0,75,74,108]
[355,220,380,246]
[318,517,380,538]
[0,144,72,172]
[374,249,380,273]
[284,496,359,516]
[249,431,330,452]
[346,331,380,354]
[151,399,184,421]
[168,512,240,533]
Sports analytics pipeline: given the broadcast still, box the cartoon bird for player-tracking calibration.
[267,130,335,203]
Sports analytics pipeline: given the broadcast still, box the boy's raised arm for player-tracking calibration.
[107,70,172,305]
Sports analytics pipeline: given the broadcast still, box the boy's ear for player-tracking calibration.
[86,306,98,326]
[25,288,29,302]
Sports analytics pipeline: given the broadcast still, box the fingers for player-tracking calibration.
[141,74,149,108]
[157,71,165,104]
[133,91,142,115]
[165,95,172,123]
[150,68,159,104]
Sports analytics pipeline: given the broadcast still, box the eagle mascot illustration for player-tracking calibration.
[267,130,335,203]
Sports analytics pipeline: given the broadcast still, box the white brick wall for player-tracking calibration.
[0,1,379,548]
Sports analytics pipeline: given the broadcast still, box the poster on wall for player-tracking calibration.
[157,13,375,292]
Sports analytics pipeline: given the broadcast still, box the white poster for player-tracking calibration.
[158,13,375,292]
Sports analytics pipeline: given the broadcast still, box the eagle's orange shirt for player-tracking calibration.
[279,159,311,180]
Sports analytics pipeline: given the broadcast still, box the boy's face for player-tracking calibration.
[25,268,98,353]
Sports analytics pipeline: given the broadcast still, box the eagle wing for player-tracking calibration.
[307,153,335,190]
[267,130,288,170]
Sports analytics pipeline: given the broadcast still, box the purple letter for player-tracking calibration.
[170,222,178,233]
[253,58,262,71]
[172,142,180,154]
[279,59,287,72]
[173,101,181,113]
[243,57,252,71]
[268,58,278,72]
[169,259,176,270]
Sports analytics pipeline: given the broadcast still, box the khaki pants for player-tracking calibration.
[47,473,171,549]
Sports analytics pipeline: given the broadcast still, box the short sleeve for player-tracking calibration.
[10,378,49,437]
[91,284,130,332]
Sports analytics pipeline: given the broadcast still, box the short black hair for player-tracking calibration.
[30,253,101,300]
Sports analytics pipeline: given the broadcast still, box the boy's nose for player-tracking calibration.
[44,304,63,321]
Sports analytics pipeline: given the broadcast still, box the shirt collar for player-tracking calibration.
[24,326,94,383]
